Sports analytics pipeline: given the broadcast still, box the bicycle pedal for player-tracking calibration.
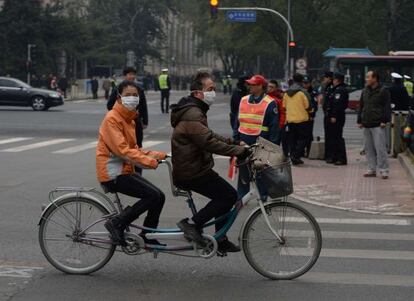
[217,251,227,257]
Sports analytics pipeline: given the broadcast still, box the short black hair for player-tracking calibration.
[117,80,140,95]
[269,79,279,86]
[190,72,212,92]
[369,70,380,82]
[293,73,304,83]
[123,67,137,76]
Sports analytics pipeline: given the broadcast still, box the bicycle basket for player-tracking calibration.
[252,137,286,170]
[260,160,293,198]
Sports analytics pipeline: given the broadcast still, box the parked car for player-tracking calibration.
[0,77,64,111]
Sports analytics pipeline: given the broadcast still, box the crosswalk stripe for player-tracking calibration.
[52,141,98,154]
[287,217,411,225]
[288,230,414,241]
[142,140,164,148]
[1,138,74,152]
[0,137,33,145]
[282,248,414,260]
[304,272,414,287]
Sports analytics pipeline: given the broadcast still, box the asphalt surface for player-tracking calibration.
[0,91,413,301]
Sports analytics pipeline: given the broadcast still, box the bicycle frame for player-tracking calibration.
[41,159,284,254]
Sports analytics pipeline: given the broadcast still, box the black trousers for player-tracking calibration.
[135,120,144,175]
[326,116,347,163]
[288,122,310,160]
[160,89,170,113]
[104,89,110,100]
[92,90,98,99]
[175,170,238,232]
[305,119,315,157]
[102,174,165,229]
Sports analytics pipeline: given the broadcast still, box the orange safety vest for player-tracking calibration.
[238,94,274,136]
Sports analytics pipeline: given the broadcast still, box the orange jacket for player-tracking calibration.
[96,102,166,183]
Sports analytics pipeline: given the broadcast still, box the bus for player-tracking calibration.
[335,53,414,110]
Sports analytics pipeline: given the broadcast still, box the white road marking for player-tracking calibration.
[0,137,33,145]
[1,138,74,152]
[304,272,414,287]
[52,141,98,154]
[142,140,164,148]
[290,230,414,241]
[288,217,411,225]
[0,266,43,278]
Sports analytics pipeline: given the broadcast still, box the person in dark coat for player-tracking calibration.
[302,75,319,157]
[389,72,410,111]
[229,76,249,130]
[91,77,99,99]
[325,72,349,165]
[58,76,68,98]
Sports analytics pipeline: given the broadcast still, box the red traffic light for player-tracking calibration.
[289,41,296,47]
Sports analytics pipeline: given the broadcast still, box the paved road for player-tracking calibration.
[0,92,413,301]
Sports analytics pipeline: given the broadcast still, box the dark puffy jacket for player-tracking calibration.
[357,85,391,128]
[171,96,245,182]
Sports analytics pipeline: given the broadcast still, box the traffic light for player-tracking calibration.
[288,41,296,57]
[210,0,219,19]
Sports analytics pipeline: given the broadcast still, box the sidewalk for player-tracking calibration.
[292,149,414,216]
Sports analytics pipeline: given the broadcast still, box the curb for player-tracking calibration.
[292,193,414,217]
[398,150,414,186]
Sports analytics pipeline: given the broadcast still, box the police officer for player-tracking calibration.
[321,71,334,162]
[302,75,319,157]
[325,72,349,165]
[404,75,413,98]
[158,68,171,113]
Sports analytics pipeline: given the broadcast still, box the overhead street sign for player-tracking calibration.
[226,10,257,23]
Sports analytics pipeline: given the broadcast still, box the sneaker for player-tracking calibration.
[380,172,389,179]
[363,171,376,177]
[217,237,241,253]
[104,218,126,246]
[177,218,205,247]
[291,158,304,166]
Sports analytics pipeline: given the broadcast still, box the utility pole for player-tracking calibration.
[27,44,32,85]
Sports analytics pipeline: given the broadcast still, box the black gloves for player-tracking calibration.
[237,147,253,161]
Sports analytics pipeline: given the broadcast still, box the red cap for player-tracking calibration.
[246,75,267,86]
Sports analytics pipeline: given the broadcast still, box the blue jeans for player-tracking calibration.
[237,165,268,201]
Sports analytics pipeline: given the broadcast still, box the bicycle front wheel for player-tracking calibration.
[39,197,115,274]
[241,201,322,280]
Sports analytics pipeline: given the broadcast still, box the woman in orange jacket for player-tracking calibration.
[96,80,167,246]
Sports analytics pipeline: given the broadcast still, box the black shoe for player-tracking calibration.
[291,158,304,166]
[177,218,205,247]
[325,158,334,164]
[218,237,241,253]
[334,161,347,166]
[140,234,166,247]
[104,218,126,246]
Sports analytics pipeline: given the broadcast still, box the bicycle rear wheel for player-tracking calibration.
[39,197,115,274]
[241,201,322,280]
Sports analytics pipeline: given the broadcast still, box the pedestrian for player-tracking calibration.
[222,77,228,94]
[321,71,334,161]
[357,70,391,179]
[233,74,280,200]
[267,79,286,146]
[302,75,319,157]
[389,72,410,110]
[102,77,111,100]
[91,77,99,99]
[158,68,171,114]
[403,75,413,98]
[107,67,149,163]
[283,73,311,165]
[58,76,68,98]
[229,76,249,130]
[324,72,349,165]
[50,76,58,91]
[227,75,233,94]
[171,71,250,251]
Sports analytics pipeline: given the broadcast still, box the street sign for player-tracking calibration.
[226,11,257,23]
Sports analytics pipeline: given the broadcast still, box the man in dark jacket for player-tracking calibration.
[91,77,99,99]
[324,72,349,165]
[389,72,410,110]
[171,72,249,253]
[358,70,391,179]
[107,67,148,149]
[229,76,249,130]
[302,75,319,157]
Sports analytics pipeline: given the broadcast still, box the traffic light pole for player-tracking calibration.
[27,44,35,85]
[217,6,295,80]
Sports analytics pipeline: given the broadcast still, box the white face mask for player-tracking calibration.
[121,95,139,111]
[202,90,216,106]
